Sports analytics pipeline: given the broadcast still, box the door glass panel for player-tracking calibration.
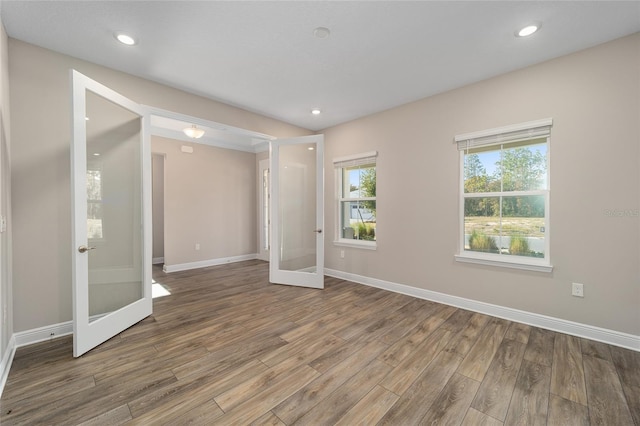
[85,90,143,320]
[263,168,270,251]
[278,143,317,272]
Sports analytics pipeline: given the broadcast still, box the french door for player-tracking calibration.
[257,159,270,262]
[71,70,152,357]
[269,135,324,289]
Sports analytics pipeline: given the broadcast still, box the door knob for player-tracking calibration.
[313,229,323,233]
[78,246,96,253]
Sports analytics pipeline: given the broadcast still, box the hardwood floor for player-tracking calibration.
[1,260,638,425]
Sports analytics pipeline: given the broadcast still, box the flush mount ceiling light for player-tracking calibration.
[516,23,540,37]
[313,27,331,39]
[311,108,322,115]
[115,33,136,45]
[183,124,205,139]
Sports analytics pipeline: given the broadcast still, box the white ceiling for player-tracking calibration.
[2,1,639,131]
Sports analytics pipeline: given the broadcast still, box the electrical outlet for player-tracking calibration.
[195,243,200,250]
[572,282,584,298]
[340,250,345,259]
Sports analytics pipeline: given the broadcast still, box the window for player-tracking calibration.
[334,151,377,248]
[455,119,552,272]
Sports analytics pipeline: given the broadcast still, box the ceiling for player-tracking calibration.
[2,1,639,131]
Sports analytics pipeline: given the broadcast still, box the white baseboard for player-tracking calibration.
[14,321,73,347]
[152,257,164,265]
[163,253,258,273]
[325,268,640,352]
[0,334,16,398]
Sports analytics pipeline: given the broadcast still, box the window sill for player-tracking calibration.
[454,253,553,273]
[334,239,377,250]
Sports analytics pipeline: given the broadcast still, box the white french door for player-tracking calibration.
[71,70,152,357]
[269,135,324,289]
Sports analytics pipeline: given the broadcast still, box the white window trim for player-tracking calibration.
[454,253,553,273]
[334,239,378,250]
[334,151,378,249]
[455,119,553,272]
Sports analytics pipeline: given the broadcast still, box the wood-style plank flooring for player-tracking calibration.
[1,260,638,425]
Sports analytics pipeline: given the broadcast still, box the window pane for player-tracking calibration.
[500,142,547,191]
[464,197,500,253]
[464,149,499,193]
[501,195,545,258]
[340,201,376,241]
[343,164,376,198]
[464,141,547,193]
[464,195,545,258]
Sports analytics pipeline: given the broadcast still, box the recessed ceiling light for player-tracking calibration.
[308,146,315,151]
[93,153,100,156]
[516,24,540,37]
[311,108,321,115]
[313,27,331,39]
[115,33,136,45]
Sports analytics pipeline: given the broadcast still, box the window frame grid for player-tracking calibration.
[333,152,377,250]
[455,120,552,272]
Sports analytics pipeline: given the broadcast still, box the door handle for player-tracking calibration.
[78,245,96,253]
[313,229,323,233]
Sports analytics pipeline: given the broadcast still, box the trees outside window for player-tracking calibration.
[463,139,548,260]
[455,118,552,271]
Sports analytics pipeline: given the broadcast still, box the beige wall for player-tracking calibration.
[323,33,640,336]
[0,21,12,356]
[8,40,309,332]
[152,136,257,267]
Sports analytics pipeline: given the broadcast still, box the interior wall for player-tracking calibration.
[152,136,257,267]
[323,33,640,336]
[152,153,165,262]
[8,39,310,333]
[0,20,12,356]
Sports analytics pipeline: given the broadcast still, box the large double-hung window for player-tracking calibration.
[334,151,377,249]
[455,119,552,272]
